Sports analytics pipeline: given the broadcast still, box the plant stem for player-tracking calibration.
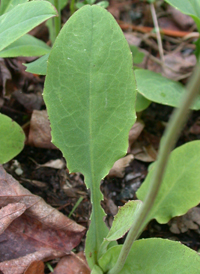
[150,2,164,68]
[108,64,200,274]
[54,0,61,38]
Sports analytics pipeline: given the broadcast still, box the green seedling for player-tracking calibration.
[44,4,200,273]
[0,0,57,164]
[0,0,57,57]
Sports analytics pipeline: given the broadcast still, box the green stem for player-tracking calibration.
[108,64,200,274]
[54,0,61,37]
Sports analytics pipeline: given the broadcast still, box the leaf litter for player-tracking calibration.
[0,165,85,274]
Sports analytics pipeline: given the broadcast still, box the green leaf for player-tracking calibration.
[130,45,145,64]
[165,0,200,31]
[96,1,109,8]
[60,0,69,10]
[135,92,151,112]
[0,0,28,15]
[0,34,51,58]
[135,69,200,110]
[25,53,49,75]
[137,141,200,224]
[44,5,136,267]
[0,114,25,164]
[91,265,103,274]
[98,238,200,274]
[86,0,96,4]
[0,1,57,52]
[106,200,142,242]
[98,200,142,259]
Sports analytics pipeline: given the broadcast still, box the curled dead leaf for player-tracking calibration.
[52,252,90,274]
[108,154,134,178]
[27,110,56,149]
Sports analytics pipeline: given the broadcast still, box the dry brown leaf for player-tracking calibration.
[131,141,157,162]
[52,252,90,274]
[128,120,145,150]
[24,261,44,274]
[12,90,44,111]
[37,159,65,169]
[169,207,200,234]
[163,53,196,80]
[167,5,194,30]
[0,58,11,96]
[108,154,134,178]
[189,117,200,135]
[0,249,63,274]
[0,203,26,234]
[27,110,56,149]
[0,166,85,274]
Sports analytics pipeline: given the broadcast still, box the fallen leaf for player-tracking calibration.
[0,165,85,274]
[27,110,56,149]
[169,207,200,234]
[108,154,134,178]
[167,5,194,30]
[0,58,11,96]
[128,120,145,150]
[36,159,65,169]
[131,142,157,162]
[163,53,196,80]
[0,203,26,234]
[52,252,90,274]
[189,117,200,135]
[0,249,63,274]
[12,90,44,111]
[24,261,44,274]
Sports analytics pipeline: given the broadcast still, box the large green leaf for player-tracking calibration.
[44,5,136,267]
[25,53,49,75]
[98,238,200,274]
[0,0,28,15]
[0,114,25,164]
[135,69,200,110]
[0,34,51,58]
[165,0,200,31]
[0,1,57,52]
[137,141,200,224]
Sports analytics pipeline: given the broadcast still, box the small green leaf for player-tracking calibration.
[86,0,96,4]
[106,200,142,242]
[0,114,25,164]
[98,200,142,259]
[135,92,151,112]
[130,45,145,64]
[44,5,136,267]
[0,1,57,52]
[25,53,49,75]
[137,141,200,224]
[98,238,200,274]
[0,0,28,15]
[96,1,109,8]
[135,69,200,110]
[0,34,51,58]
[165,0,200,31]
[76,2,85,9]
[91,265,103,274]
